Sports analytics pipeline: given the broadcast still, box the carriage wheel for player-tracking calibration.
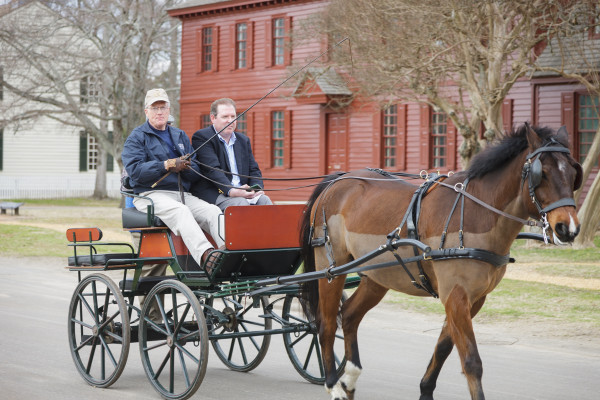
[206,295,271,372]
[139,280,209,400]
[282,292,347,384]
[67,273,130,388]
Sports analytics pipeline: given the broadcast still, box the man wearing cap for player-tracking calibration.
[122,88,224,271]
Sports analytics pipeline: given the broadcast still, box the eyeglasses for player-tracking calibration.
[148,106,169,113]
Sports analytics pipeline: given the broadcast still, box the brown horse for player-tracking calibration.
[300,124,583,400]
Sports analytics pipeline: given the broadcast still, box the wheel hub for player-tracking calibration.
[222,307,237,331]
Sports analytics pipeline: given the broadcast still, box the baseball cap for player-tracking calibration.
[144,88,170,109]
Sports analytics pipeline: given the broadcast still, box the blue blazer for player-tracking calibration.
[122,121,202,194]
[191,126,264,204]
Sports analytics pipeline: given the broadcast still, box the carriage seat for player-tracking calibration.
[66,227,135,269]
[68,253,134,267]
[122,207,166,229]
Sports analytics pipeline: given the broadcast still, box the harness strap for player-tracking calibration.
[437,181,544,228]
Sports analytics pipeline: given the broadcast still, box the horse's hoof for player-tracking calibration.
[419,395,434,400]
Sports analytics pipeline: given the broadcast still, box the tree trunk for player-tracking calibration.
[575,124,600,204]
[93,144,108,199]
[574,171,600,248]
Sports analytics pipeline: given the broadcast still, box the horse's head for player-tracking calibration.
[522,124,582,243]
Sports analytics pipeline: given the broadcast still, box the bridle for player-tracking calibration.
[520,137,581,242]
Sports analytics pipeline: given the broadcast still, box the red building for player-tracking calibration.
[169,0,598,202]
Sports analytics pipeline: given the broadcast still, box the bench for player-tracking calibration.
[0,202,24,215]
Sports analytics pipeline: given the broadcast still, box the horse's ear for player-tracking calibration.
[556,125,569,144]
[524,122,542,148]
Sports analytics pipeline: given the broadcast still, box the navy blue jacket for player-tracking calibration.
[122,121,202,194]
[191,126,264,204]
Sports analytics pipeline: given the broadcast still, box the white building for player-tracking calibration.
[0,1,120,199]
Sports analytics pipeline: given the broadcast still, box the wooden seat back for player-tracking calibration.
[66,227,103,242]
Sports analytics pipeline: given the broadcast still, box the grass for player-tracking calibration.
[384,279,600,328]
[0,225,69,257]
[510,234,600,263]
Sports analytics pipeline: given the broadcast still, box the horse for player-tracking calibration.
[299,124,583,400]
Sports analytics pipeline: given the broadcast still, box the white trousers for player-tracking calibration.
[134,190,224,265]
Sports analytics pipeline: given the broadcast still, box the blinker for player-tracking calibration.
[529,157,542,188]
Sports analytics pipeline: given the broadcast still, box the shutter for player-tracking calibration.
[420,104,431,169]
[561,92,575,153]
[372,110,382,167]
[247,111,254,146]
[79,131,88,172]
[106,132,114,172]
[265,112,272,168]
[265,19,272,67]
[230,24,236,71]
[502,99,513,134]
[213,25,220,72]
[446,119,457,171]
[398,104,407,171]
[247,21,254,69]
[284,17,292,66]
[195,28,202,73]
[284,109,292,169]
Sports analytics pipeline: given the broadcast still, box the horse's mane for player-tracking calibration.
[466,125,556,180]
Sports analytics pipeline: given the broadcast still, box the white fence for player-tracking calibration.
[0,174,121,199]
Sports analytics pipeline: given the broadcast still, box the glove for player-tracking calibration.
[165,157,190,173]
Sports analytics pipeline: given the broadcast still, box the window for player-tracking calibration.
[419,105,455,170]
[236,113,247,135]
[236,23,247,69]
[203,27,213,71]
[80,75,99,104]
[201,114,211,129]
[431,110,447,168]
[79,131,114,172]
[577,94,599,167]
[272,111,284,167]
[273,18,285,66]
[382,105,398,168]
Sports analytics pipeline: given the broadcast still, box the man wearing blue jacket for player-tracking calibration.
[122,88,224,268]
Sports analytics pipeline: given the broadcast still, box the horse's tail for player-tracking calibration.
[299,172,344,322]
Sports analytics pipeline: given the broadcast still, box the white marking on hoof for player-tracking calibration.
[340,361,362,392]
[327,381,348,400]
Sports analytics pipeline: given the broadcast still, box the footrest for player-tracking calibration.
[119,276,178,294]
[68,253,135,267]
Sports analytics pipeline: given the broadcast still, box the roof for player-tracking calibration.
[293,67,352,97]
[169,0,229,10]
[534,30,600,77]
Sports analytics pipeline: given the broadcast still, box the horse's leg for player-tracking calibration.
[330,277,388,400]
[419,295,487,400]
[443,285,485,400]
[318,276,347,399]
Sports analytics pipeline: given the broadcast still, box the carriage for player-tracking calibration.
[66,199,359,400]
[66,124,583,400]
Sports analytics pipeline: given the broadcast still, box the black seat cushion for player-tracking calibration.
[122,207,166,229]
[68,253,134,266]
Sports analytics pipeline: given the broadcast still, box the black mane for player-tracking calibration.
[467,125,556,179]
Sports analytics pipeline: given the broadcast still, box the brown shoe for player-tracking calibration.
[202,245,225,275]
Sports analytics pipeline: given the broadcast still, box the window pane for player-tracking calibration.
[272,110,285,167]
[273,18,285,65]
